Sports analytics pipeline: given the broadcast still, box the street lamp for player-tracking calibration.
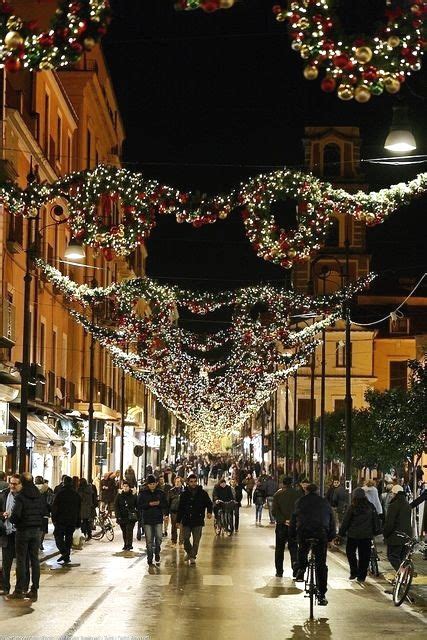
[64,239,86,261]
[384,105,416,154]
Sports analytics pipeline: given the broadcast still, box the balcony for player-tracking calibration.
[0,300,16,348]
[77,377,120,421]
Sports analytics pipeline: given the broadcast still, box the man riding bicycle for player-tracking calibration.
[212,478,235,534]
[290,483,336,606]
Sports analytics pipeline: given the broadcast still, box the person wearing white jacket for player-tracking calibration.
[362,480,383,515]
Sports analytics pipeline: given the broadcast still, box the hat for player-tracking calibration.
[282,477,293,486]
[146,474,157,484]
[391,484,404,494]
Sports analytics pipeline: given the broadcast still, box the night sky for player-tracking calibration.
[102,1,427,294]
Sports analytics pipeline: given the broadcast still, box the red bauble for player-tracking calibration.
[201,0,220,12]
[320,76,336,92]
[362,66,378,82]
[192,219,204,228]
[332,53,350,69]
[5,57,21,73]
[39,33,54,47]
[70,41,83,53]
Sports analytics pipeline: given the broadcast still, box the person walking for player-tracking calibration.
[212,477,234,533]
[51,475,81,565]
[158,475,172,536]
[124,465,137,489]
[100,472,117,515]
[290,483,336,606]
[383,484,412,571]
[0,474,29,596]
[337,488,382,583]
[230,478,243,532]
[138,475,168,566]
[243,473,255,507]
[78,478,94,541]
[272,477,299,578]
[176,473,212,565]
[168,476,184,547]
[362,479,383,516]
[115,480,138,551]
[326,478,348,529]
[253,479,266,526]
[265,474,278,524]
[8,472,46,601]
[34,475,50,550]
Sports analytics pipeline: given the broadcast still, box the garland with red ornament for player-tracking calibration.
[175,0,237,12]
[0,0,110,72]
[273,0,426,101]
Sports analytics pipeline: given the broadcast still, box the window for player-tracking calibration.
[389,361,408,390]
[62,334,67,378]
[56,115,62,164]
[52,329,57,373]
[323,143,341,177]
[336,341,352,368]
[43,92,50,155]
[298,398,316,424]
[39,321,46,367]
[324,218,339,247]
[389,316,409,334]
[334,399,346,412]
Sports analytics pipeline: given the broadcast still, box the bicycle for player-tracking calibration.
[392,532,426,606]
[304,538,320,620]
[368,539,380,577]
[214,500,236,537]
[91,510,115,541]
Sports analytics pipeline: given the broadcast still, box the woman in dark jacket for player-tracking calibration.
[78,478,94,540]
[253,480,266,526]
[114,481,138,551]
[168,477,184,546]
[338,488,381,582]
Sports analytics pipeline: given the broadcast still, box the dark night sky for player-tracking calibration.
[102,0,427,292]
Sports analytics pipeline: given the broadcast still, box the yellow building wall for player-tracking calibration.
[373,338,417,392]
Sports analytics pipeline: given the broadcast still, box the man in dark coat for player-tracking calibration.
[177,474,212,564]
[272,477,300,578]
[51,475,81,565]
[290,483,336,606]
[138,475,168,566]
[383,484,412,570]
[0,473,29,596]
[9,472,46,601]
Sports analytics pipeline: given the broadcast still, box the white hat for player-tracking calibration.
[391,484,404,494]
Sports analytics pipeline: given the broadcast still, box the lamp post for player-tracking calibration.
[119,361,126,482]
[87,290,96,483]
[284,377,290,476]
[292,368,298,484]
[344,228,353,501]
[143,385,148,477]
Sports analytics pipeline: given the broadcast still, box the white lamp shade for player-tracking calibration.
[64,240,86,261]
[384,129,417,153]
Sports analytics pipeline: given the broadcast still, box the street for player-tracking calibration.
[1,505,425,640]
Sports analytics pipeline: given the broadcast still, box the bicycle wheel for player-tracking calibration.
[91,518,105,540]
[393,561,413,606]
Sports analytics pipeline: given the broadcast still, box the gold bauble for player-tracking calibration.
[291,41,302,51]
[303,65,318,80]
[300,45,311,59]
[387,35,400,48]
[83,37,96,51]
[6,16,23,31]
[337,84,354,101]
[275,12,286,22]
[354,84,372,103]
[219,0,235,7]
[218,211,228,219]
[298,17,310,30]
[384,77,401,93]
[365,213,376,224]
[355,46,373,64]
[287,248,297,259]
[4,31,24,50]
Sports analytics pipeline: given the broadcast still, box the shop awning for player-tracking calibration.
[10,411,65,446]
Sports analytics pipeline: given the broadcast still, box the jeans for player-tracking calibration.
[15,528,41,593]
[346,537,371,580]
[170,513,182,544]
[297,538,328,597]
[267,496,275,523]
[387,544,406,571]
[275,523,298,576]
[54,523,75,560]
[144,523,163,562]
[1,532,30,593]
[182,525,203,559]
[119,522,135,548]
[255,503,263,522]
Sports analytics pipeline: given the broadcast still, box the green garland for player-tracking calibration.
[0,0,110,72]
[274,0,426,101]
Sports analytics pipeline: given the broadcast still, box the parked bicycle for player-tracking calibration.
[92,510,115,541]
[214,500,236,537]
[304,538,319,620]
[368,539,380,577]
[392,532,426,606]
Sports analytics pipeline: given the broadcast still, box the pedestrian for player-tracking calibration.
[124,465,137,489]
[158,475,172,536]
[176,473,212,565]
[0,474,29,597]
[212,477,234,533]
[295,477,310,499]
[100,472,117,515]
[115,480,138,551]
[0,471,8,491]
[272,477,299,578]
[243,473,255,506]
[138,475,168,566]
[337,487,382,583]
[383,484,412,571]
[253,479,266,526]
[34,475,50,550]
[230,478,243,532]
[362,479,383,516]
[78,478,93,541]
[290,483,336,606]
[168,476,184,547]
[8,472,46,601]
[326,478,348,528]
[203,463,209,486]
[51,475,81,565]
[381,480,394,517]
[264,474,278,524]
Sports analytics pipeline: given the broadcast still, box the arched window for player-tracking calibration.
[324,217,339,247]
[323,143,341,177]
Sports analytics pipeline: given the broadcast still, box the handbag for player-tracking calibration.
[128,510,139,523]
